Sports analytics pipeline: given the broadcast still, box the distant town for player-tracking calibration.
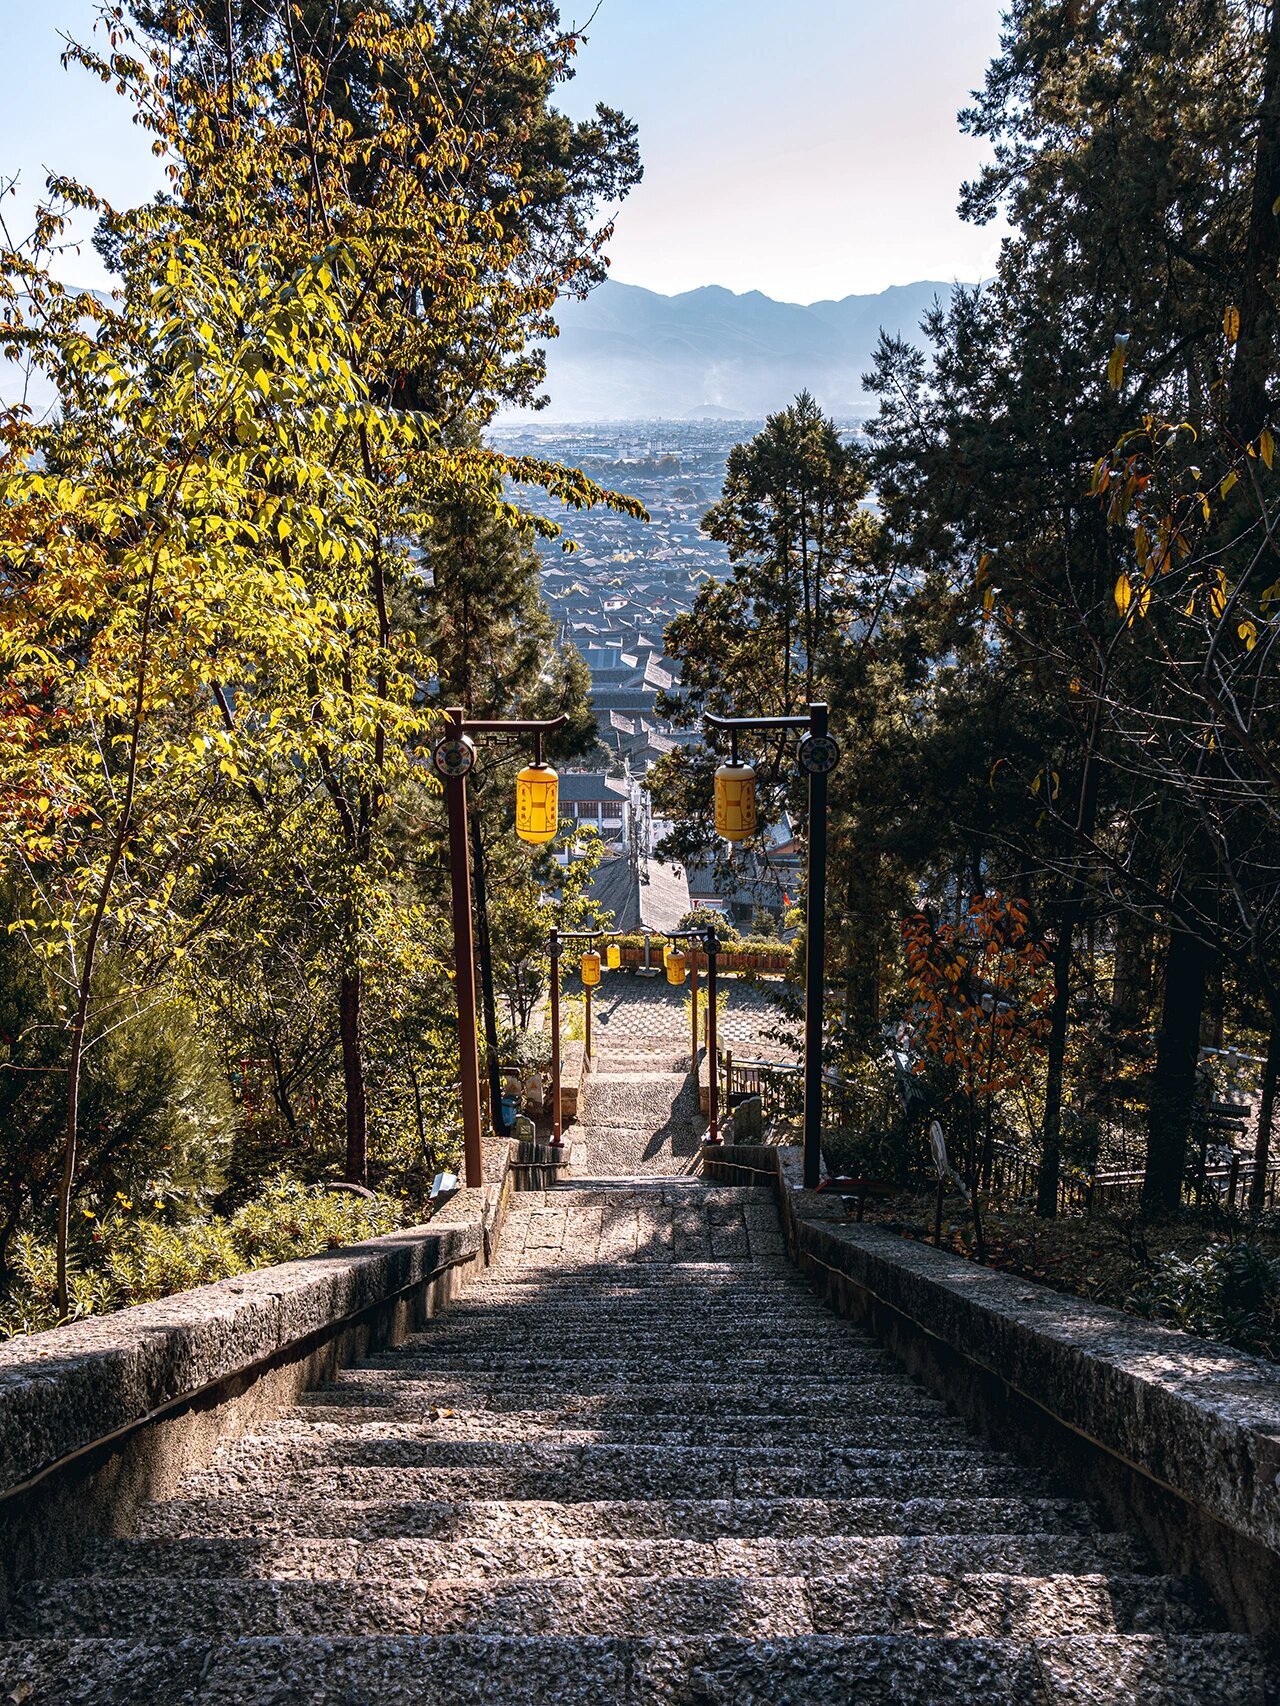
[489,416,856,933]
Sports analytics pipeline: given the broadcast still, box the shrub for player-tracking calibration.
[497,1028,553,1072]
[0,1174,405,1340]
[227,1175,402,1268]
[1128,1241,1280,1360]
[822,1054,924,1183]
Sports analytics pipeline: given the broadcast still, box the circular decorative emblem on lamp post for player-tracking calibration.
[431,733,477,779]
[797,732,841,776]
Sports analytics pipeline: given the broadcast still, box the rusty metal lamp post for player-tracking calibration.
[705,703,839,1189]
[431,708,566,1189]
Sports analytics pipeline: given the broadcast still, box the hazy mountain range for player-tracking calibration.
[2,280,960,425]
[532,279,961,421]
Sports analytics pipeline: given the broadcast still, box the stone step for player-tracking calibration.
[133,1493,1106,1545]
[588,1069,692,1081]
[517,1185,774,1204]
[83,1530,1155,1583]
[209,1434,1010,1480]
[302,1374,948,1418]
[349,1349,890,1378]
[421,1282,821,1303]
[5,1571,1210,1642]
[450,1278,814,1301]
[171,1456,1042,1505]
[264,1412,981,1448]
[0,1633,1267,1706]
[386,1317,859,1347]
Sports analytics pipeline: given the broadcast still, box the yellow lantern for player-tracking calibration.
[581,950,601,987]
[666,950,687,985]
[515,764,559,845]
[606,943,621,970]
[662,942,674,967]
[715,762,757,842]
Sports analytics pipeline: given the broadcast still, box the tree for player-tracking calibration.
[864,1,1280,1214]
[901,893,1053,1254]
[64,2,642,1183]
[651,395,880,907]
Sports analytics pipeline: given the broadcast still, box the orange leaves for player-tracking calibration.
[900,894,1053,1104]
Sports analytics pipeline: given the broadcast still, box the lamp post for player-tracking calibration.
[431,707,566,1189]
[705,702,839,1189]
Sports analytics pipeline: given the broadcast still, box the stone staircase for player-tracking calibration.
[579,1049,703,1175]
[0,1177,1270,1703]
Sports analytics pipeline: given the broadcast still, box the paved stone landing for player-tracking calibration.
[0,1179,1265,1703]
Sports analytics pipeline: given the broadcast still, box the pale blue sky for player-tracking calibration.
[1,0,1008,301]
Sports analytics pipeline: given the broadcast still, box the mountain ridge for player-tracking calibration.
[531,277,963,420]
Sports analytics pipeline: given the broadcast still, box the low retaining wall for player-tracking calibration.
[704,1142,1280,1636]
[0,1135,513,1599]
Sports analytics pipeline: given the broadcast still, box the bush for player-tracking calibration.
[822,1054,925,1182]
[672,910,741,944]
[227,1175,402,1268]
[496,1028,552,1072]
[0,1174,406,1340]
[1128,1241,1280,1360]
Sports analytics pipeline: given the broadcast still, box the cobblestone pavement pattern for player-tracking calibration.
[0,1180,1268,1702]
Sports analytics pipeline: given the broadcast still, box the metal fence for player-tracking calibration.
[719,1048,1280,1218]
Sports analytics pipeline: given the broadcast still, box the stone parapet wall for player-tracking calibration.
[0,1134,513,1599]
[703,1142,1280,1636]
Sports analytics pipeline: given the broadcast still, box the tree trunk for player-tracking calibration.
[1037,910,1075,1217]
[1142,922,1211,1216]
[1112,908,1153,1031]
[470,812,505,1136]
[1249,1020,1279,1216]
[339,969,368,1186]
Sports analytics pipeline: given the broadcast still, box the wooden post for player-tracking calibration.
[706,929,720,1144]
[443,708,483,1189]
[690,949,699,1066]
[549,930,562,1149]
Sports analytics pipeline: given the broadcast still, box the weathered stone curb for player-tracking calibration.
[703,1142,1280,1635]
[560,1039,589,1123]
[0,1133,513,1598]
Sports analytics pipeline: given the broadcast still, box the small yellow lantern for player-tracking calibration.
[666,950,687,985]
[581,950,601,987]
[715,761,757,842]
[606,943,621,970]
[515,764,559,845]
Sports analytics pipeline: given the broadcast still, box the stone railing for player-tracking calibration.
[704,1142,1280,1636]
[0,1133,515,1599]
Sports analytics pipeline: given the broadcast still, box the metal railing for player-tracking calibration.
[720,1053,803,1121]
